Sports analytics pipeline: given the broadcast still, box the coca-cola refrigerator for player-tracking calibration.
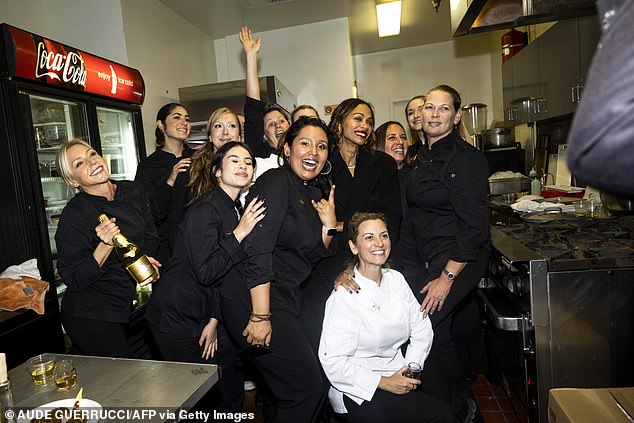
[0,24,147,368]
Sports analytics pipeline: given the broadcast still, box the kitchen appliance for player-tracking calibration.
[462,103,487,150]
[484,127,515,148]
[482,204,634,422]
[179,76,297,124]
[0,24,148,368]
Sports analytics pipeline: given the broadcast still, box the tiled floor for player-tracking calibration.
[243,374,530,423]
[472,374,529,423]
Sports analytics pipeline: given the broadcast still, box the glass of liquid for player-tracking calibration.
[404,362,422,380]
[27,354,55,386]
[54,359,77,391]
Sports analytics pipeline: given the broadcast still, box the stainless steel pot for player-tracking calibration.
[484,127,515,148]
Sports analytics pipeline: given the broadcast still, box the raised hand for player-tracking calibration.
[234,197,266,243]
[312,184,337,229]
[166,157,192,187]
[239,26,261,56]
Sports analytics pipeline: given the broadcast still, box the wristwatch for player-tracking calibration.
[442,269,456,280]
[322,226,337,236]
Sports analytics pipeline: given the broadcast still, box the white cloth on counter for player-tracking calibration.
[511,199,576,213]
[488,171,525,180]
[319,268,433,414]
[0,259,41,280]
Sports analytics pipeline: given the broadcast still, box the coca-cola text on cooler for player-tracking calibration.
[35,41,87,87]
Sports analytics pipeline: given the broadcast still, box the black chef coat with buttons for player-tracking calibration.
[406,132,490,265]
[56,180,158,323]
[229,165,335,316]
[145,186,247,338]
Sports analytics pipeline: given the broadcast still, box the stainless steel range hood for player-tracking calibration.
[451,0,597,36]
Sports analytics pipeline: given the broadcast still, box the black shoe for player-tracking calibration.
[456,398,477,423]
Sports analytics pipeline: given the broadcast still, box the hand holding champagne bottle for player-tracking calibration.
[97,214,160,286]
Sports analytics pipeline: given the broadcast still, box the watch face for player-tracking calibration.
[326,228,337,236]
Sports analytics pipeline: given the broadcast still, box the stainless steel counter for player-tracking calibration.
[9,354,218,422]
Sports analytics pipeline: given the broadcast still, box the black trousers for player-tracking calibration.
[60,311,132,358]
[222,295,327,423]
[150,324,244,413]
[420,248,490,411]
[341,389,454,423]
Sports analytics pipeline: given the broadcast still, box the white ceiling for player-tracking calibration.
[157,0,455,55]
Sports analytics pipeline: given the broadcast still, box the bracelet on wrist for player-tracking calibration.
[249,312,272,322]
[102,240,114,247]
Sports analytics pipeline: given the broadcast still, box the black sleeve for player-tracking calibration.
[448,149,490,262]
[378,154,402,244]
[182,204,247,287]
[244,96,269,158]
[242,171,289,289]
[567,2,634,198]
[138,184,159,257]
[55,206,108,292]
[135,158,173,224]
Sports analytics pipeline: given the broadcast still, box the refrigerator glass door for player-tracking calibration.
[28,94,89,282]
[96,106,138,181]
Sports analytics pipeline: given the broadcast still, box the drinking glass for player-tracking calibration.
[404,362,422,380]
[27,354,55,385]
[54,359,77,391]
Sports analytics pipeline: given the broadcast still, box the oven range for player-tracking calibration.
[480,213,634,422]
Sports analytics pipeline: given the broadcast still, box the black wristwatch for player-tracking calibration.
[442,269,456,280]
[322,226,337,236]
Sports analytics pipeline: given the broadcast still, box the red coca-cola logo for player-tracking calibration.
[35,41,87,87]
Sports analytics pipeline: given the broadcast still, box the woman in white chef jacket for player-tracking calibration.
[318,212,454,423]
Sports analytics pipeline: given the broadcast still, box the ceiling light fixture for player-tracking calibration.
[376,1,402,37]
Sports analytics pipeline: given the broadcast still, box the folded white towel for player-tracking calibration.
[511,200,576,213]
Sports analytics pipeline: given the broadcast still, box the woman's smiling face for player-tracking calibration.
[422,90,461,144]
[341,104,374,147]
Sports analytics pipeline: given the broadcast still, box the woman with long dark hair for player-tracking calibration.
[135,103,193,268]
[146,141,264,412]
[304,98,401,324]
[221,117,337,423]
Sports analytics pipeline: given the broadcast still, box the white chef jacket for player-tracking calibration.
[318,267,434,414]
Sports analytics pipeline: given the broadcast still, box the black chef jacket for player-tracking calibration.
[56,180,158,323]
[390,166,425,292]
[244,96,277,159]
[135,147,194,266]
[145,186,246,338]
[316,148,401,283]
[406,132,490,264]
[232,166,336,316]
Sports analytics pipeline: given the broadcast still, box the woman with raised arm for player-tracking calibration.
[239,26,289,179]
[55,139,159,358]
[221,117,337,423]
[135,103,193,268]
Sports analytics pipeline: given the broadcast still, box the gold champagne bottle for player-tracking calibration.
[98,214,158,286]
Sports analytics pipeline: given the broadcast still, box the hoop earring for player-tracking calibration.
[320,160,332,175]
